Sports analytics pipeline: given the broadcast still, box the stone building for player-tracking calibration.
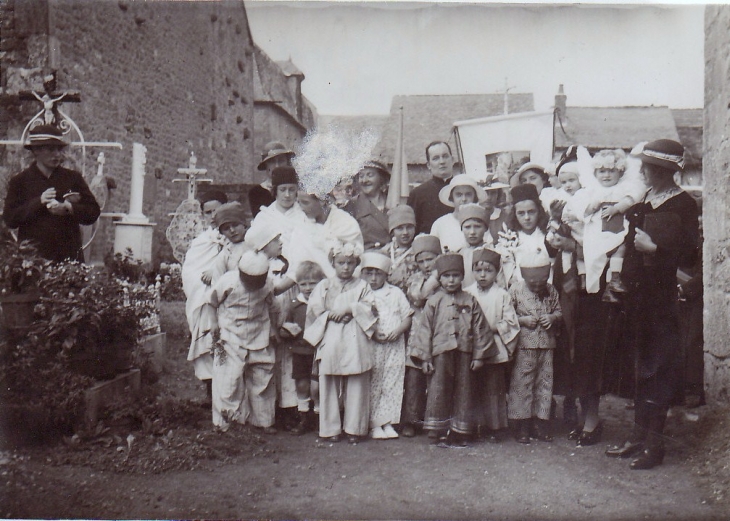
[703,4,730,404]
[0,0,315,263]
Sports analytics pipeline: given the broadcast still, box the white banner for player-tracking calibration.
[454,111,555,184]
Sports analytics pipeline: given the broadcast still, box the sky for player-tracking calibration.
[246,2,705,116]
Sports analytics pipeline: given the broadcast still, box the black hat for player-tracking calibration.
[271,166,299,191]
[510,183,540,205]
[633,139,685,172]
[24,124,68,149]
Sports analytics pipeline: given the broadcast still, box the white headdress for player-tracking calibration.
[294,124,380,199]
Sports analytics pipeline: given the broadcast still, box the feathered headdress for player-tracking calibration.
[293,125,380,199]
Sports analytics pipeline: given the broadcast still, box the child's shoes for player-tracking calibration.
[382,423,399,439]
[401,424,416,438]
[608,272,627,293]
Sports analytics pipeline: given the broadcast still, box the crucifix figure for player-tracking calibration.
[19,72,81,132]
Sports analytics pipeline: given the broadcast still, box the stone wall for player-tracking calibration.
[703,5,730,403]
[1,0,256,263]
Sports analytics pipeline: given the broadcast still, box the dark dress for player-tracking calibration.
[406,176,452,235]
[248,184,274,218]
[3,163,101,262]
[622,189,699,410]
[344,194,391,250]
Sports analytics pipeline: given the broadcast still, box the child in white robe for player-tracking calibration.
[360,252,413,440]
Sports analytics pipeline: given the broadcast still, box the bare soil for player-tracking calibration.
[0,301,728,520]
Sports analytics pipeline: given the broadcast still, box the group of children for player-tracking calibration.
[185,146,648,446]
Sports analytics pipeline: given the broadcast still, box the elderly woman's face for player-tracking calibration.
[358,167,387,197]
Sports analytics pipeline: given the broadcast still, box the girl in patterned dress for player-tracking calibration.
[507,246,562,444]
[360,252,413,440]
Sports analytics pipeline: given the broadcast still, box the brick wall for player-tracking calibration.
[703,5,730,403]
[2,0,257,263]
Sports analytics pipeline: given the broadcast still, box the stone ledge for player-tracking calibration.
[84,368,141,426]
[140,331,166,375]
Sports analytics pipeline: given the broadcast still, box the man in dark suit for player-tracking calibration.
[406,141,455,235]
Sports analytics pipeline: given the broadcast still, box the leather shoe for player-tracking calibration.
[630,447,665,470]
[567,427,582,441]
[577,422,603,446]
[605,440,644,458]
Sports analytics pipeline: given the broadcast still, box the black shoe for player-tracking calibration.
[577,422,603,446]
[515,420,531,444]
[531,419,553,442]
[290,412,312,436]
[567,427,582,441]
[630,446,665,470]
[605,440,644,458]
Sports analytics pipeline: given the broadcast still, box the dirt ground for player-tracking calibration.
[1,301,728,520]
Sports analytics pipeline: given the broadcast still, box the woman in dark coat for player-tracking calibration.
[344,160,391,250]
[605,139,699,470]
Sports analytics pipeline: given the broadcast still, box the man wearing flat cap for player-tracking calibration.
[249,140,295,218]
[3,124,100,262]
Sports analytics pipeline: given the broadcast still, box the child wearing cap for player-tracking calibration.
[201,202,252,285]
[203,250,281,433]
[410,253,496,447]
[279,261,327,435]
[464,247,520,442]
[401,234,442,437]
[378,204,418,293]
[430,175,489,253]
[304,241,378,444]
[360,252,413,440]
[457,203,491,288]
[507,246,562,444]
[246,225,300,430]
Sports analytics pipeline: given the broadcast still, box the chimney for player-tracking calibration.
[555,84,567,119]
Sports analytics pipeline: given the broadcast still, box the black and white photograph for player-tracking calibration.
[0,1,727,519]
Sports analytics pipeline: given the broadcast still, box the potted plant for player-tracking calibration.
[0,239,50,332]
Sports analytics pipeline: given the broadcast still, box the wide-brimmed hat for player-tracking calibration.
[510,162,547,188]
[438,175,488,207]
[435,253,465,277]
[632,139,685,172]
[360,252,392,273]
[271,166,299,191]
[483,180,510,191]
[24,124,68,149]
[358,160,390,179]
[257,141,294,171]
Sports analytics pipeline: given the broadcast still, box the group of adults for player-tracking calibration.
[246,136,699,471]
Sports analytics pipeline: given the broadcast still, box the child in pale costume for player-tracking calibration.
[360,252,413,440]
[304,241,378,444]
[465,247,520,442]
[203,250,280,433]
[580,148,646,301]
[246,225,299,431]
